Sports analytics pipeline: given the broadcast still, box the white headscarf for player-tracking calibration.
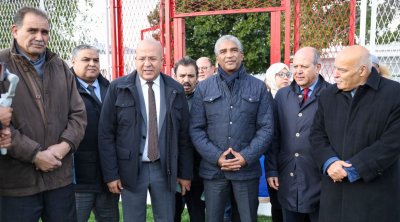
[265,63,290,97]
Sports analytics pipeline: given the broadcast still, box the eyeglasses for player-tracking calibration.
[276,72,292,78]
[198,66,210,71]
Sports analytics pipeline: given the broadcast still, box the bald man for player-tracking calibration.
[267,47,330,222]
[310,45,400,222]
[196,57,215,81]
[99,39,193,221]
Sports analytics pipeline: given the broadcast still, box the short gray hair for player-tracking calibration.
[14,7,49,27]
[71,44,99,60]
[214,35,244,55]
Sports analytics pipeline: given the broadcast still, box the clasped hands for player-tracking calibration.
[218,147,246,171]
[327,160,352,183]
[33,141,71,173]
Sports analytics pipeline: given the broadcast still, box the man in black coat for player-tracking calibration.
[99,39,193,222]
[267,47,329,222]
[71,44,119,222]
[173,56,205,222]
[310,45,400,222]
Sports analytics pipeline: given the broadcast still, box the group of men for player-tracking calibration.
[1,6,400,222]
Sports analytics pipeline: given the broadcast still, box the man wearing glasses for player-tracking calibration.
[196,57,215,81]
[266,47,329,222]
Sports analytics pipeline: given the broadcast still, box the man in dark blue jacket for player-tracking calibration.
[266,47,329,222]
[99,39,192,222]
[190,35,273,222]
[71,44,119,222]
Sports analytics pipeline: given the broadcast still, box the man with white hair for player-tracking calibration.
[310,45,400,222]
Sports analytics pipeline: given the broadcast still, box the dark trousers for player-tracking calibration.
[121,161,175,222]
[268,185,283,222]
[203,178,259,222]
[1,184,77,222]
[174,183,205,222]
[282,209,317,222]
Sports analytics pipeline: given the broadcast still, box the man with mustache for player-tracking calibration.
[190,35,273,221]
[0,7,86,221]
[173,56,205,222]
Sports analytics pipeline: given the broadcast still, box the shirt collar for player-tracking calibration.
[300,77,319,92]
[76,77,100,90]
[15,42,46,64]
[139,74,161,88]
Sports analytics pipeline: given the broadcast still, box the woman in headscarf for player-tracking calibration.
[261,63,291,222]
[264,63,292,97]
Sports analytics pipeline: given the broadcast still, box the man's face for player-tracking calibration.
[196,58,214,81]
[334,54,365,91]
[293,50,320,88]
[12,13,49,61]
[72,49,100,83]
[135,41,163,81]
[216,40,244,74]
[175,65,197,95]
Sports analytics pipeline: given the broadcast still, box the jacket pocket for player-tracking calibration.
[74,151,98,183]
[115,98,136,126]
[239,93,260,125]
[117,148,131,160]
[203,94,222,118]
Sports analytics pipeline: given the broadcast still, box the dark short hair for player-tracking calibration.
[13,7,49,27]
[71,44,99,60]
[174,56,198,77]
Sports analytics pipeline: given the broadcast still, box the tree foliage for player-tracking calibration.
[185,14,271,74]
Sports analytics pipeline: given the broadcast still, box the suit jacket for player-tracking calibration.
[73,71,110,193]
[98,71,192,192]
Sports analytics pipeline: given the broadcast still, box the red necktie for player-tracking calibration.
[303,88,310,102]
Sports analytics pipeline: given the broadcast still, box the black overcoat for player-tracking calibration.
[310,69,400,222]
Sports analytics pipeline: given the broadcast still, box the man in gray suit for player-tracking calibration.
[98,39,193,221]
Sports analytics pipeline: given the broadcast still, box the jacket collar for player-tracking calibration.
[118,70,182,93]
[290,74,326,96]
[335,67,381,94]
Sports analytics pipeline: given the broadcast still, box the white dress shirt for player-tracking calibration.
[139,75,161,161]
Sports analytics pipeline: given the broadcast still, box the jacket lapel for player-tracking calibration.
[134,73,147,126]
[158,74,167,134]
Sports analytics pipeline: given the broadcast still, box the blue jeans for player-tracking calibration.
[75,192,119,222]
[1,184,76,222]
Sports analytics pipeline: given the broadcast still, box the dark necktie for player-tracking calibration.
[87,85,101,104]
[147,81,159,161]
[303,88,310,102]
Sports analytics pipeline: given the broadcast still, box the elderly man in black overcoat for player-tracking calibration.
[310,45,400,222]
